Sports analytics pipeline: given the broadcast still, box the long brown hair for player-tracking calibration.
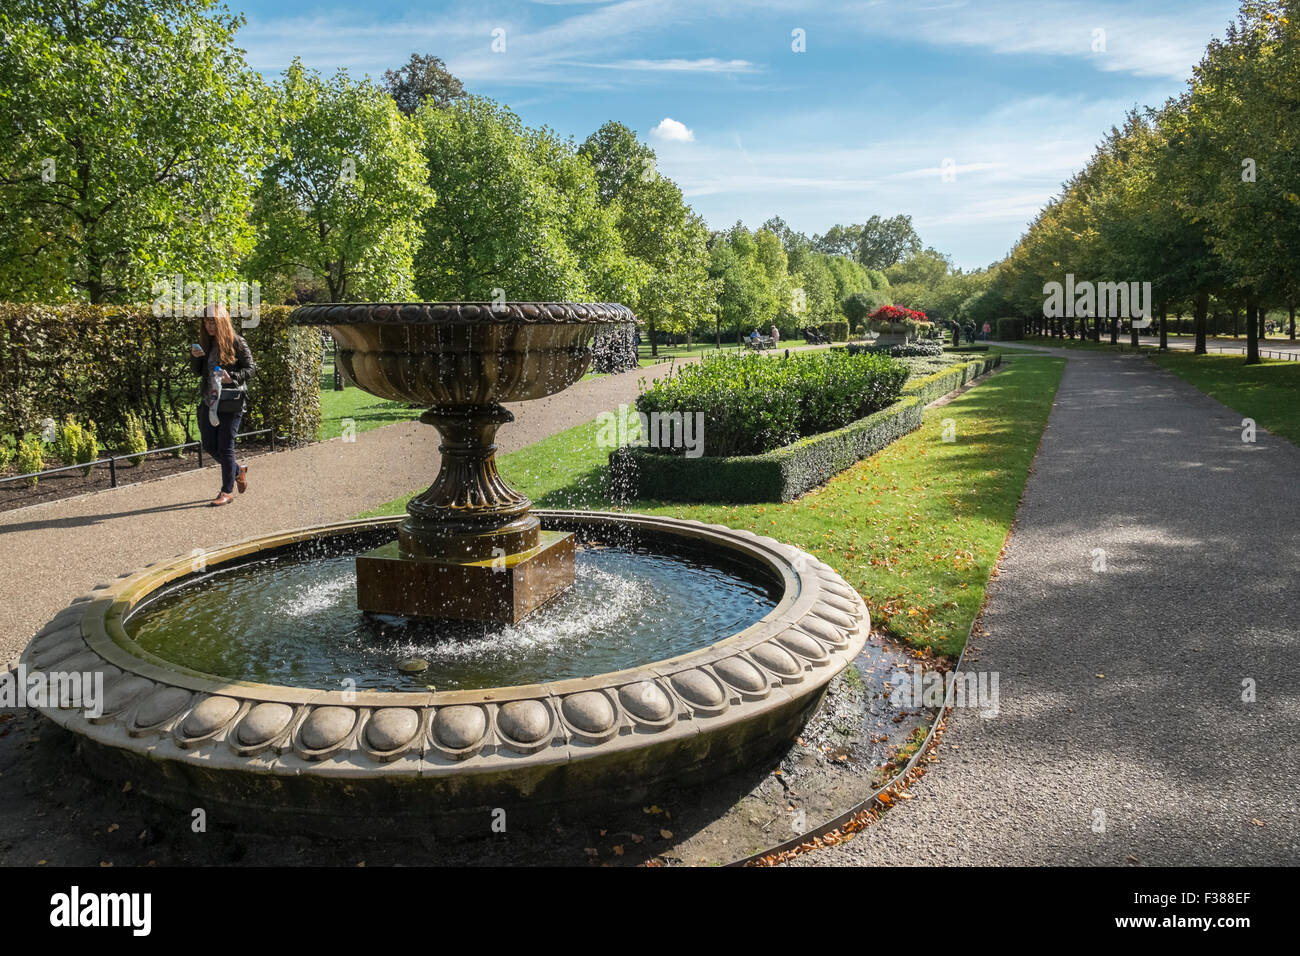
[199,304,236,365]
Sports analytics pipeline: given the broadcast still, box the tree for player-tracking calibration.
[579,121,715,354]
[790,253,838,325]
[0,0,272,303]
[856,214,922,269]
[710,228,778,345]
[413,98,636,303]
[578,121,655,205]
[841,291,881,331]
[1185,1,1300,363]
[886,247,952,288]
[383,53,465,115]
[761,215,810,255]
[248,60,433,302]
[812,223,862,258]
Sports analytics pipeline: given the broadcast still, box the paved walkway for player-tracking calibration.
[796,344,1300,865]
[0,361,674,661]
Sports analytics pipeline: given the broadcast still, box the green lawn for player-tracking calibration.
[1150,351,1300,446]
[317,354,421,440]
[362,352,1066,659]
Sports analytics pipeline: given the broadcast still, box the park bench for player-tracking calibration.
[744,336,776,351]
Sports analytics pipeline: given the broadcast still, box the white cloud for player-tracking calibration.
[651,118,695,142]
[867,0,1233,81]
[571,57,757,73]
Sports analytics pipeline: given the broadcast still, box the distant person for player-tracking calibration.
[771,325,780,344]
[982,321,992,341]
[190,304,256,506]
[750,328,760,343]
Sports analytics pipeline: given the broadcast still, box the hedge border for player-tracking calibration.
[612,353,1002,503]
[0,303,322,445]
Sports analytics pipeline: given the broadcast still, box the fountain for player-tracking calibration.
[20,302,871,836]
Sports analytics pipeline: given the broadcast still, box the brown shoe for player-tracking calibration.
[210,492,234,507]
[236,464,249,493]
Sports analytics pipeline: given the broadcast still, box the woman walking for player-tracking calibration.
[191,304,256,506]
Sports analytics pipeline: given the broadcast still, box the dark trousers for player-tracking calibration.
[198,404,242,494]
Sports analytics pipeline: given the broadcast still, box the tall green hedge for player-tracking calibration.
[0,303,321,444]
[996,317,1025,340]
[819,320,850,342]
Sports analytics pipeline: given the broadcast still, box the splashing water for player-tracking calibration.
[127,543,777,691]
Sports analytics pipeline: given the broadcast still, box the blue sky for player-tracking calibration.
[230,0,1242,270]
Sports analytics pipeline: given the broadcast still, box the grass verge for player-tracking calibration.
[362,352,1065,659]
[1149,350,1300,446]
[317,355,421,440]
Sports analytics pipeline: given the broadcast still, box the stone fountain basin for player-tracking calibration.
[21,512,869,837]
[294,302,634,404]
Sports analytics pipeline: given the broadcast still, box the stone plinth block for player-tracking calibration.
[355,532,575,623]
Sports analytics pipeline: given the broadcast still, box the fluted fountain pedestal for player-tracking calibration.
[356,402,575,622]
[291,301,634,623]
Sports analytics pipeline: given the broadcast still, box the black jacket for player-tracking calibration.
[192,335,256,397]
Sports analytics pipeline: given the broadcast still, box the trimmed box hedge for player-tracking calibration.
[0,303,322,445]
[611,395,923,503]
[612,353,1003,503]
[901,353,1001,405]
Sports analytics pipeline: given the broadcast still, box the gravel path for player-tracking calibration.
[0,362,672,661]
[793,347,1300,865]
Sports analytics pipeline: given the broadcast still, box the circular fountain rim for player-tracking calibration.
[290,301,636,326]
[22,511,869,793]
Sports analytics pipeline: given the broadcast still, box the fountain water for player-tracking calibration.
[20,302,871,835]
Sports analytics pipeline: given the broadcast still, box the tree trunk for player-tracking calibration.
[1290,305,1296,341]
[650,321,659,357]
[1258,305,1266,341]
[1245,295,1260,365]
[1232,306,1239,338]
[1109,312,1118,345]
[1194,291,1208,354]
[1159,304,1168,350]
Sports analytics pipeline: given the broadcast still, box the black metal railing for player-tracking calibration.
[1,428,278,489]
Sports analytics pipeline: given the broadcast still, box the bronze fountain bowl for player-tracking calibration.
[294,301,636,405]
[292,302,636,623]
